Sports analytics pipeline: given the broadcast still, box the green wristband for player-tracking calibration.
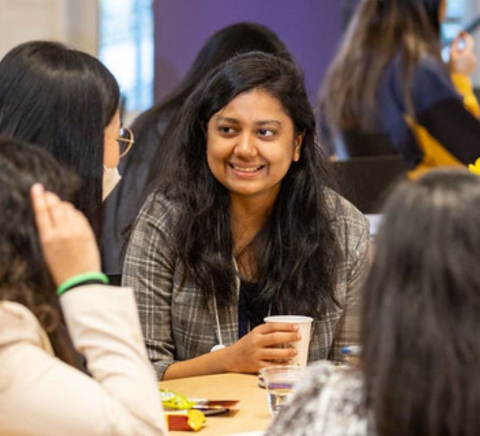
[57,272,109,296]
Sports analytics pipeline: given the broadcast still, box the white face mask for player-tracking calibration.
[103,166,122,200]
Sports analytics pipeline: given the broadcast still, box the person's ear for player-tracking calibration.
[293,132,304,162]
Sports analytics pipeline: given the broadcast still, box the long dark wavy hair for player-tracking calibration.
[320,0,443,132]
[151,52,340,315]
[108,24,291,271]
[0,137,81,366]
[361,168,480,435]
[0,41,120,241]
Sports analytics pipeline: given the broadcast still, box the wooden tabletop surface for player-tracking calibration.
[160,373,272,435]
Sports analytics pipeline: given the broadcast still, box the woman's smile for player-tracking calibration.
[227,162,267,178]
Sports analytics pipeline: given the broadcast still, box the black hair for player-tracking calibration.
[0,41,120,240]
[423,0,443,34]
[362,168,480,435]
[0,136,81,367]
[150,51,339,316]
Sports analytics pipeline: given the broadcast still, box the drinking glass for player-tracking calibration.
[260,365,304,417]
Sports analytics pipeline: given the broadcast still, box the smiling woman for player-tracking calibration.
[123,52,370,380]
[207,89,302,205]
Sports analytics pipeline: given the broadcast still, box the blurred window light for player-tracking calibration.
[442,0,468,41]
[99,0,153,112]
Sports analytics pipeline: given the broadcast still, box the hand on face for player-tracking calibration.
[222,322,301,373]
[449,32,477,76]
[30,183,101,287]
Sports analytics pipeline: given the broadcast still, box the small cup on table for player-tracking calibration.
[260,365,304,417]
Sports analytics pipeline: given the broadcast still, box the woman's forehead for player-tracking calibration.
[210,88,289,121]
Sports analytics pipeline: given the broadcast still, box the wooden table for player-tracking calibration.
[160,373,272,435]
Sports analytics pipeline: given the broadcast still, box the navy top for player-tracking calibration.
[376,54,480,166]
[238,280,269,338]
[331,54,480,167]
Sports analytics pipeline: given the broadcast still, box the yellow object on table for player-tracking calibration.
[160,373,272,435]
[166,410,206,432]
[468,158,480,176]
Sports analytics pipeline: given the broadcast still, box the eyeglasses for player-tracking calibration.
[117,127,134,158]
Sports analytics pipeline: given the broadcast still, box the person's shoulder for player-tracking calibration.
[417,54,448,75]
[389,52,450,85]
[302,361,365,416]
[414,55,453,86]
[324,190,370,272]
[305,362,366,424]
[141,190,179,217]
[0,302,52,352]
[410,54,458,110]
[298,360,338,389]
[415,54,455,88]
[134,190,182,234]
[301,360,362,389]
[325,189,369,238]
[278,361,367,435]
[0,301,38,329]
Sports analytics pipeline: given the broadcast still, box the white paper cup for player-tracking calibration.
[264,315,313,367]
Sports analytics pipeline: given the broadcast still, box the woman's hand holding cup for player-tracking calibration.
[223,322,301,373]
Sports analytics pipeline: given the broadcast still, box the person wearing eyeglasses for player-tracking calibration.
[0,40,134,371]
[0,40,134,243]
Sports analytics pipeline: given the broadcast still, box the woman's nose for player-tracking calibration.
[234,133,258,157]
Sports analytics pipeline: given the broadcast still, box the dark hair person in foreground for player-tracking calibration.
[267,168,480,436]
[123,52,370,380]
[0,138,165,436]
[320,0,480,177]
[103,22,292,273]
[0,40,132,242]
[0,40,133,370]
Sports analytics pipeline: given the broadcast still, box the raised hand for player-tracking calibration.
[30,183,101,287]
[449,32,477,76]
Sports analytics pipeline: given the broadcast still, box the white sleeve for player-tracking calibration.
[0,285,167,436]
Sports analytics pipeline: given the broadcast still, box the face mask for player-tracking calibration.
[103,165,122,200]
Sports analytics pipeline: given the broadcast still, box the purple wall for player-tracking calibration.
[153,0,345,103]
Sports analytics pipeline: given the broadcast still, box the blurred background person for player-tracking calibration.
[319,0,480,178]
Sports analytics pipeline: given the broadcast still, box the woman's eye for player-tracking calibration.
[258,129,274,137]
[218,126,236,135]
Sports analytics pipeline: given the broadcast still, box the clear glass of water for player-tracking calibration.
[260,365,304,417]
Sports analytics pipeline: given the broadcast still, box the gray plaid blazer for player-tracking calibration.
[123,190,370,379]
